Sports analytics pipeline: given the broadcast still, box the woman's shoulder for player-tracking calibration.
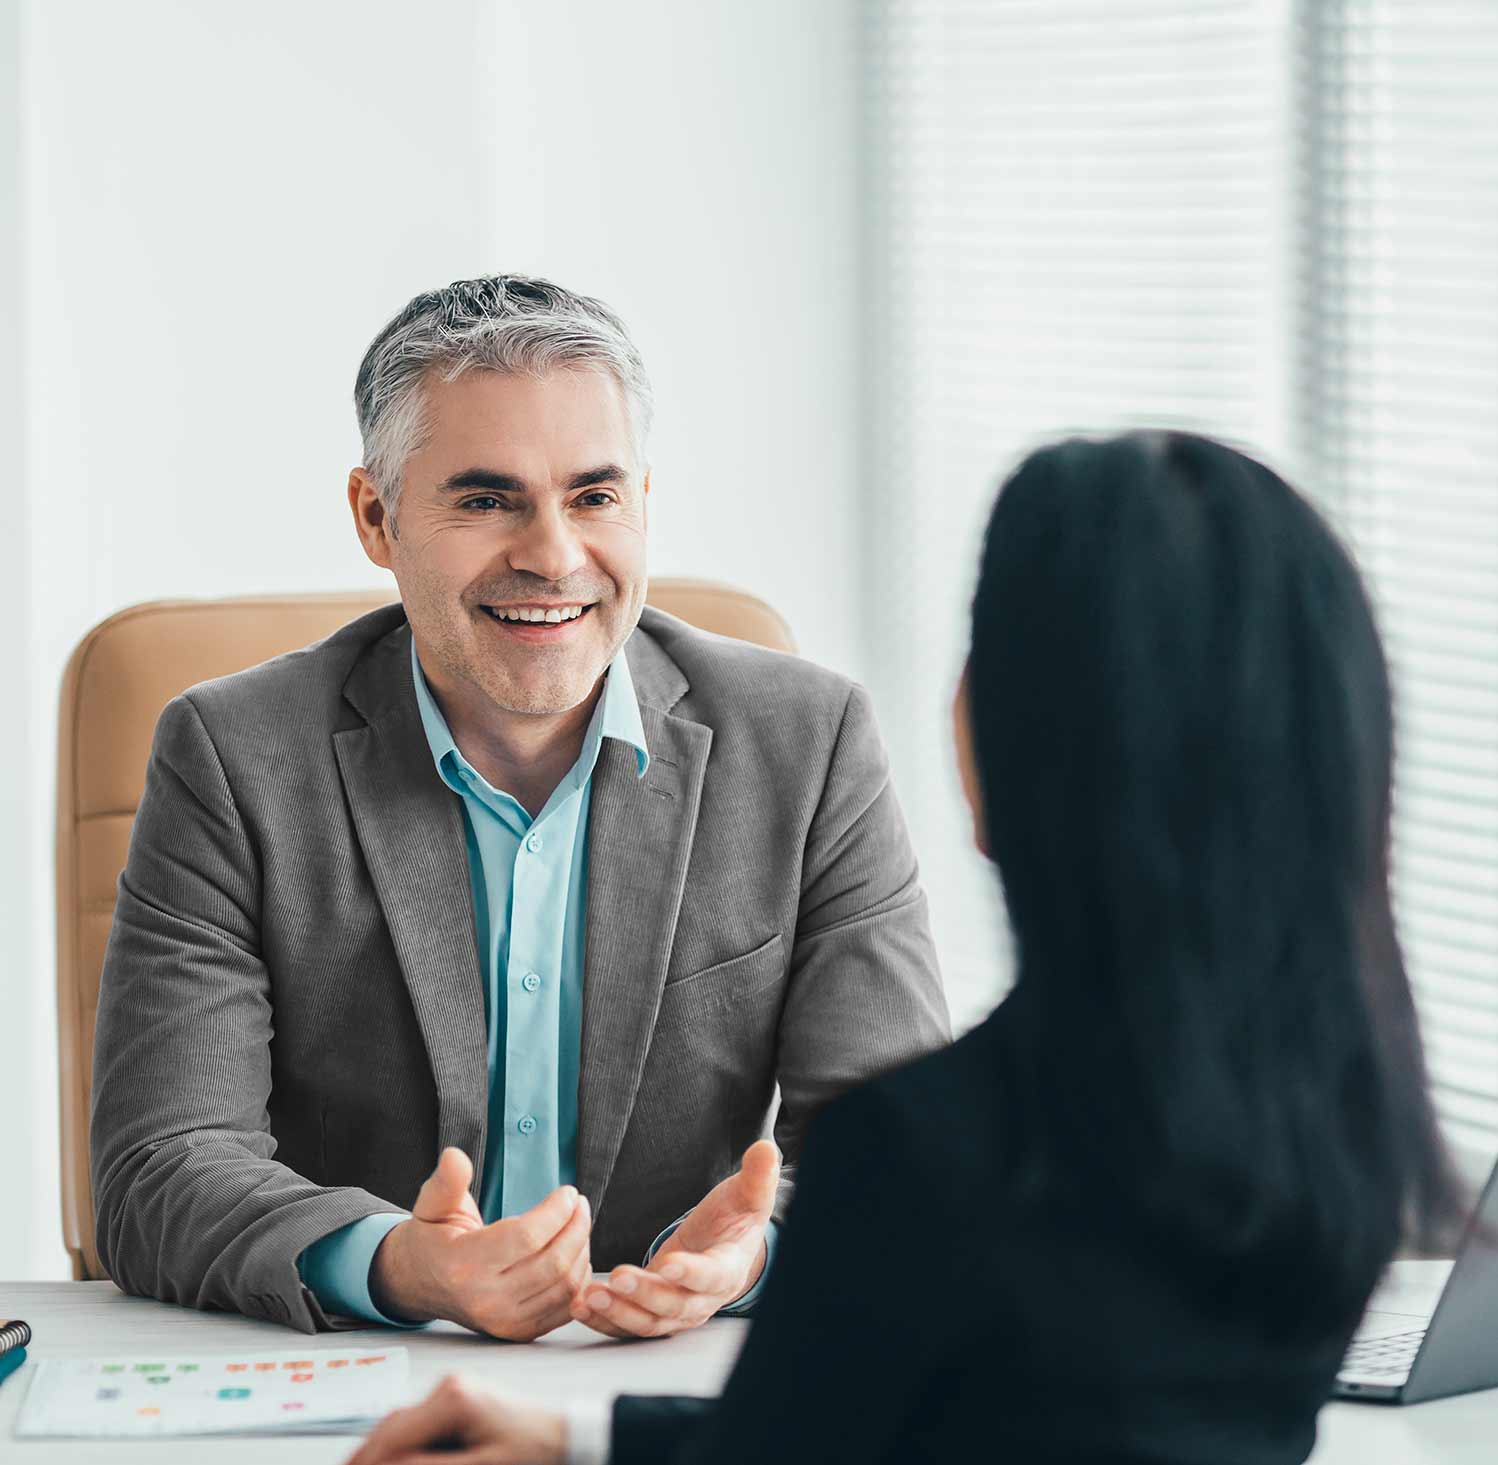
[811,1007,1009,1180]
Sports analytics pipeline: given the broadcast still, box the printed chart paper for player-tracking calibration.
[16,1347,408,1438]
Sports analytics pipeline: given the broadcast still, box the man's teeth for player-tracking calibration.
[491,605,588,623]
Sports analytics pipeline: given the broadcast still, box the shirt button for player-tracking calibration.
[517,1115,538,1136]
[521,972,541,994]
[525,831,544,854]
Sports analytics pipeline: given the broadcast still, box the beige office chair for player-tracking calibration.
[56,581,796,1281]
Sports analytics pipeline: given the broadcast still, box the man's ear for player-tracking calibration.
[349,468,397,570]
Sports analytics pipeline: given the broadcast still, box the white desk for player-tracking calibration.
[0,1281,744,1462]
[3,1267,1495,1463]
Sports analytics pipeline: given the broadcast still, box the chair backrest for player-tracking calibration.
[56,579,796,1279]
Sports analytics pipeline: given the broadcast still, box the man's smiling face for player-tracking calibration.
[376,367,648,720]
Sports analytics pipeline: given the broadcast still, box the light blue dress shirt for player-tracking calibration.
[298,639,774,1324]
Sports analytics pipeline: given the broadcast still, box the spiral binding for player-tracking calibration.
[0,1319,31,1354]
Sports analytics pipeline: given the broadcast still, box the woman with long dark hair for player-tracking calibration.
[347,431,1459,1465]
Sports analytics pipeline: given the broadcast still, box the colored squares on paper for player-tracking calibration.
[16,1348,410,1441]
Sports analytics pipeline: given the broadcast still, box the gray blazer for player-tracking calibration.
[90,604,949,1333]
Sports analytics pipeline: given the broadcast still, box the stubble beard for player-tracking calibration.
[410,570,644,719]
[474,657,601,717]
[461,605,633,718]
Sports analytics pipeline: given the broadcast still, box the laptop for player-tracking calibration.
[1336,1156,1498,1404]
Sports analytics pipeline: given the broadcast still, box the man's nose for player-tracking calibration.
[507,502,587,584]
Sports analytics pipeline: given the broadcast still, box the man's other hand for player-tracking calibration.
[572,1140,780,1339]
[370,1147,591,1341]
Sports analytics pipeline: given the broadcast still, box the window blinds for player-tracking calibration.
[866,0,1498,1166]
[863,0,1293,1031]
[1297,0,1498,1166]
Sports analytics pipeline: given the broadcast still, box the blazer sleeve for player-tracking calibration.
[610,1085,931,1465]
[769,683,949,1218]
[89,694,405,1333]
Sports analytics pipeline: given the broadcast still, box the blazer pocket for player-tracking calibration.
[663,932,785,1006]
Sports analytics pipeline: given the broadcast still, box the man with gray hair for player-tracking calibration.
[91,275,948,1341]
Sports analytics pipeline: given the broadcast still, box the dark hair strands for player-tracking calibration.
[968,429,1464,1339]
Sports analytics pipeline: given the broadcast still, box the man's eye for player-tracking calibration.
[577,492,614,508]
[462,496,503,511]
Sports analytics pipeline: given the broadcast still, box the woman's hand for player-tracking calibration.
[345,1374,567,1465]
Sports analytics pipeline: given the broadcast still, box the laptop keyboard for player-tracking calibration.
[1341,1329,1426,1380]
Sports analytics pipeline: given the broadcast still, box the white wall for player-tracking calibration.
[2,0,46,1282]
[3,0,861,1280]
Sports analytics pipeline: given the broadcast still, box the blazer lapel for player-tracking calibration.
[577,629,711,1213]
[333,623,490,1186]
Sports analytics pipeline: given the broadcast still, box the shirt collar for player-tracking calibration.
[409,636,650,803]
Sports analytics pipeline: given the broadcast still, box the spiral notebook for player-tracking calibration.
[15,1346,407,1439]
[0,1319,29,1388]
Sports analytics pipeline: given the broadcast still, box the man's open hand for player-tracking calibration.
[370,1147,591,1341]
[572,1140,780,1339]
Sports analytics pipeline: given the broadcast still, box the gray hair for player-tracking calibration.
[354,274,653,509]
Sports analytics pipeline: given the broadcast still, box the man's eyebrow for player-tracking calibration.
[437,468,527,495]
[567,463,631,490]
